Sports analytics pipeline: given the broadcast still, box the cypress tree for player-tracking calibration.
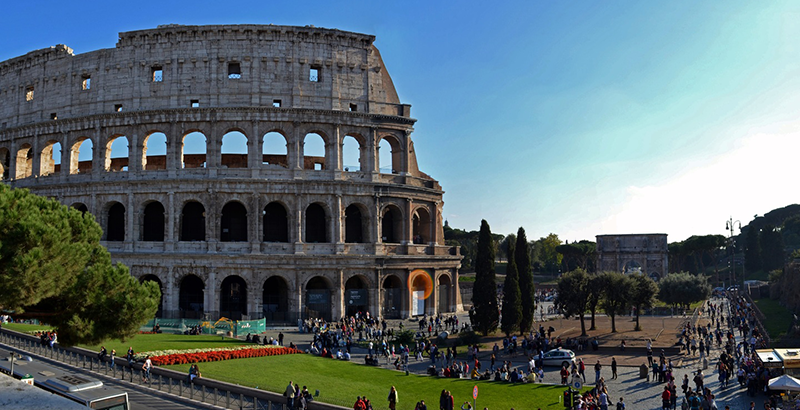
[471,219,498,335]
[516,227,535,333]
[501,238,522,336]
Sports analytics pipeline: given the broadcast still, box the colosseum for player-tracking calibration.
[0,24,462,323]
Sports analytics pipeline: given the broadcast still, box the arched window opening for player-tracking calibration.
[263,202,289,242]
[179,274,204,319]
[180,201,206,241]
[412,208,431,244]
[15,144,33,179]
[378,138,395,174]
[344,276,368,317]
[142,202,166,241]
[411,274,429,316]
[0,148,9,181]
[140,274,164,317]
[106,135,129,172]
[345,204,365,243]
[220,275,247,320]
[303,133,325,170]
[262,132,288,167]
[182,132,207,169]
[305,203,327,243]
[221,131,248,169]
[71,203,88,214]
[71,138,93,174]
[143,132,167,171]
[305,276,332,321]
[220,202,248,242]
[40,141,61,176]
[263,276,289,322]
[381,275,403,319]
[437,274,452,313]
[107,202,126,241]
[381,206,402,243]
[342,135,361,172]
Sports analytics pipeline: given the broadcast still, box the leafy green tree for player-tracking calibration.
[501,239,522,336]
[0,185,160,346]
[599,271,630,333]
[471,219,498,335]
[760,225,785,272]
[744,226,761,272]
[586,274,603,330]
[556,240,597,272]
[533,233,563,274]
[516,227,535,334]
[555,268,590,336]
[657,272,711,309]
[628,273,658,331]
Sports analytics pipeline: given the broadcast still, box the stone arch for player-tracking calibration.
[142,131,167,171]
[412,206,431,244]
[345,203,368,243]
[381,275,403,319]
[182,131,207,169]
[220,201,248,242]
[180,201,206,241]
[70,137,93,174]
[381,204,403,243]
[140,274,164,317]
[379,134,402,174]
[0,147,9,180]
[15,143,33,179]
[179,274,205,319]
[39,140,61,176]
[305,202,328,243]
[623,260,643,275]
[71,203,88,214]
[344,275,369,317]
[221,130,248,169]
[262,130,288,167]
[262,275,290,323]
[220,275,247,320]
[305,275,333,321]
[437,273,452,313]
[105,134,129,172]
[342,134,363,172]
[106,201,126,241]
[302,132,326,170]
[263,201,289,242]
[142,201,166,241]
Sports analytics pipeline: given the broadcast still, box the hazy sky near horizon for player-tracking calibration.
[2,1,799,243]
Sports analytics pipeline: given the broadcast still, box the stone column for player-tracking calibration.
[8,139,17,181]
[291,122,302,171]
[166,192,176,249]
[126,192,135,249]
[30,134,40,177]
[59,132,69,176]
[128,131,141,173]
[404,198,412,245]
[165,267,175,318]
[334,194,343,244]
[331,124,342,172]
[206,271,218,319]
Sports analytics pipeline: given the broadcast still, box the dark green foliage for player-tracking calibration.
[667,235,726,274]
[598,271,630,333]
[555,269,590,336]
[0,185,160,346]
[532,233,562,274]
[471,219,498,335]
[444,224,478,272]
[657,272,711,308]
[516,227,535,334]
[501,238,522,336]
[745,226,762,272]
[391,329,417,348]
[628,273,658,331]
[556,240,597,272]
[586,274,603,330]
[760,225,785,272]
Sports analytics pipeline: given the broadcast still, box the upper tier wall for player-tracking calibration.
[0,24,410,128]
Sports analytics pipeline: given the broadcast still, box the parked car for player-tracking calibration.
[541,348,576,368]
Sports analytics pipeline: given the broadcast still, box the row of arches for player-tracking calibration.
[1,128,406,181]
[141,272,454,321]
[86,198,433,244]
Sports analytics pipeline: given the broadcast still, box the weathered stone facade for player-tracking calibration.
[595,234,668,280]
[0,24,462,322]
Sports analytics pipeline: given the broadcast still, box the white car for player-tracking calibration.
[541,348,576,368]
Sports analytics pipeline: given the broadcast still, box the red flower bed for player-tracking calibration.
[150,346,303,365]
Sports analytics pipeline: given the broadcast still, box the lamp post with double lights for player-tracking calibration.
[726,217,742,291]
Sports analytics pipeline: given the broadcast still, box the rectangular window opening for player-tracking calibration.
[152,66,163,82]
[81,77,91,90]
[349,103,357,112]
[228,62,242,79]
[309,67,320,82]
[114,104,123,112]
[25,86,34,101]
[191,99,200,108]
[273,99,282,108]
[50,113,57,120]
[314,163,322,171]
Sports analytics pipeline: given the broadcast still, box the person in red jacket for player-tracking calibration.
[661,386,671,410]
[353,396,366,410]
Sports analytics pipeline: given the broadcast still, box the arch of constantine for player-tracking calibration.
[0,24,462,322]
[596,234,668,280]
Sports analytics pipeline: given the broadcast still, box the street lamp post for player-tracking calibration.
[726,217,742,291]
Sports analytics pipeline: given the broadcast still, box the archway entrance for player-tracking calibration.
[438,274,452,313]
[220,275,247,320]
[410,272,432,316]
[305,276,332,321]
[344,276,368,317]
[381,275,402,319]
[179,275,204,319]
[262,276,289,323]
[140,274,164,317]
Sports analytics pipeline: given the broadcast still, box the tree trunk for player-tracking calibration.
[579,313,587,336]
[635,308,641,331]
[590,310,596,331]
[610,313,617,333]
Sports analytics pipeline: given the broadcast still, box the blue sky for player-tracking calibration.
[2,1,799,242]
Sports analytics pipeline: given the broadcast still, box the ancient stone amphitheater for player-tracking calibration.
[0,24,461,322]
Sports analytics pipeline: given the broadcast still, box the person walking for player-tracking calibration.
[594,360,602,384]
[142,356,152,383]
[285,380,296,408]
[611,357,618,380]
[387,386,398,410]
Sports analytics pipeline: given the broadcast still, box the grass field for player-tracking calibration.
[1,323,53,333]
[163,354,574,409]
[78,333,248,354]
[754,298,793,341]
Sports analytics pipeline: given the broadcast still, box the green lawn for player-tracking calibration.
[164,354,574,409]
[754,298,793,341]
[1,323,54,334]
[78,333,248,354]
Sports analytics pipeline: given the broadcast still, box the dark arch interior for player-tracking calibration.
[344,276,368,317]
[412,209,431,244]
[345,205,364,243]
[220,202,248,242]
[437,274,452,313]
[180,202,205,241]
[71,203,88,214]
[263,202,288,242]
[305,203,326,243]
[179,275,204,319]
[220,275,247,320]
[142,202,165,241]
[382,207,401,243]
[263,276,289,322]
[1,150,9,180]
[381,275,402,319]
[305,276,331,321]
[107,203,125,241]
[140,274,164,317]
